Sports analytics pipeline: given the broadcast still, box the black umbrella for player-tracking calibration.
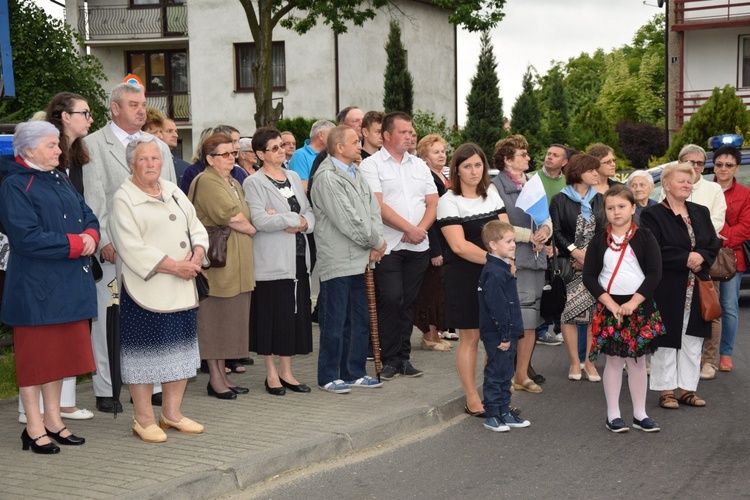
[106,278,122,418]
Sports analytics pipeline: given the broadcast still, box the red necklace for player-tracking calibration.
[606,222,637,251]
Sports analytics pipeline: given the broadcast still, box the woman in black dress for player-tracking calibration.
[437,143,508,416]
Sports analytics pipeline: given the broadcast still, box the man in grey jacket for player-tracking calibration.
[311,126,387,394]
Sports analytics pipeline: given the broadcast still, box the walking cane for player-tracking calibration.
[364,263,382,381]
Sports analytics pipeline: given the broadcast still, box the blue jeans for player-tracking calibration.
[578,324,588,363]
[720,272,742,356]
[317,274,369,386]
[481,334,517,418]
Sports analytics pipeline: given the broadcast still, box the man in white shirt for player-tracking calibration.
[83,83,176,413]
[359,112,438,380]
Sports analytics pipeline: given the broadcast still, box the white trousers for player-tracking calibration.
[18,377,76,413]
[649,330,704,392]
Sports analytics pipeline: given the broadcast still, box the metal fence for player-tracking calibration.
[77,4,187,41]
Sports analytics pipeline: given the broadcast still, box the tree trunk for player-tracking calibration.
[240,0,275,128]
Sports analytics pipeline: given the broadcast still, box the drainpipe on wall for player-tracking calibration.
[334,32,340,116]
[454,24,458,127]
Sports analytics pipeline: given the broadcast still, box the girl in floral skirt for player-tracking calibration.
[582,184,666,433]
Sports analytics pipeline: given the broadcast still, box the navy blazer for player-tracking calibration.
[478,254,524,343]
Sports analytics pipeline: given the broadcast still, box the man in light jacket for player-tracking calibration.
[311,126,387,394]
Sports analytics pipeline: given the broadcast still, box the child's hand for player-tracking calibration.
[498,341,510,351]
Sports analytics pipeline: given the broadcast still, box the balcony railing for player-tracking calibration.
[77,4,187,41]
[147,93,191,123]
[674,0,750,29]
[676,88,750,126]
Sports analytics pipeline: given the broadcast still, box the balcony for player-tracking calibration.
[147,93,191,123]
[77,4,187,42]
[675,88,750,126]
[673,0,750,31]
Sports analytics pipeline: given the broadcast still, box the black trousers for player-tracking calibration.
[373,249,429,367]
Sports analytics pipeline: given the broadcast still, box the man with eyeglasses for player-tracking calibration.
[82,82,177,414]
[670,144,726,381]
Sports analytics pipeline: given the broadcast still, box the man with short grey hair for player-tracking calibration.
[83,82,176,413]
[289,119,335,191]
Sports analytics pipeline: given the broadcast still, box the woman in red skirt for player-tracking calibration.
[0,121,98,454]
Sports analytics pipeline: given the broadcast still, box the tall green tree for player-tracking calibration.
[463,30,505,159]
[667,85,750,159]
[239,0,507,127]
[510,67,542,158]
[541,66,569,145]
[0,0,107,127]
[563,49,607,119]
[383,20,413,115]
[569,102,619,152]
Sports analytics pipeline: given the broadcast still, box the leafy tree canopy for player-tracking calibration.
[0,0,108,128]
[238,0,507,127]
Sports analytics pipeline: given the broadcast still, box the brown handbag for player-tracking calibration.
[708,247,737,281]
[696,277,721,322]
[190,174,231,268]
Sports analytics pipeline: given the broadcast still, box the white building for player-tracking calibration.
[667,0,750,136]
[65,0,457,160]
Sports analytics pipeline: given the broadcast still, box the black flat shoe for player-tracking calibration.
[238,357,254,366]
[95,396,123,414]
[280,378,311,393]
[21,429,60,454]
[464,404,487,418]
[45,426,85,446]
[228,385,250,394]
[265,379,286,396]
[207,382,237,400]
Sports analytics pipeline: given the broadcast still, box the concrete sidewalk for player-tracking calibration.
[0,327,474,499]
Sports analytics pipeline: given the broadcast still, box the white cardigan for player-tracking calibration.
[109,177,209,312]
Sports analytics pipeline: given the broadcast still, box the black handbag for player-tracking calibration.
[742,240,750,269]
[172,194,210,300]
[540,242,567,322]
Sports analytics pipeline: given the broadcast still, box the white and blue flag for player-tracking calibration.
[516,174,549,227]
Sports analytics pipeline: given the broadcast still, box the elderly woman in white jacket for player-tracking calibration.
[109,136,209,443]
[243,127,315,396]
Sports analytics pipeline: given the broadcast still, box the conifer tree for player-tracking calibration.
[667,85,750,159]
[545,67,569,145]
[463,31,505,159]
[383,20,413,115]
[511,68,542,159]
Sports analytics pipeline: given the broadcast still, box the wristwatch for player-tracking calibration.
[567,244,577,252]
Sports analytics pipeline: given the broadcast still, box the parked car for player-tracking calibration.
[624,141,750,290]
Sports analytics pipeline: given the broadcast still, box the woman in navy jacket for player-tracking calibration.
[0,121,99,454]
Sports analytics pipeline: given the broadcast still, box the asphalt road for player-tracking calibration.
[236,292,750,500]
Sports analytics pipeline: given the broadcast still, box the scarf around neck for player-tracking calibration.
[561,184,597,219]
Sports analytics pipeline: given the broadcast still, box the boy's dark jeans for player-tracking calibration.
[481,335,517,418]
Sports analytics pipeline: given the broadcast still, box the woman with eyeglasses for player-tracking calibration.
[491,135,553,395]
[189,133,257,400]
[710,145,750,373]
[243,127,315,396]
[587,143,622,195]
[15,93,98,425]
[179,125,248,196]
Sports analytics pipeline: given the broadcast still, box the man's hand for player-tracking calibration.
[431,255,443,267]
[402,225,427,244]
[100,243,117,264]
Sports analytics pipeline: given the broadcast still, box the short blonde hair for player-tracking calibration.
[481,220,515,249]
[661,162,695,186]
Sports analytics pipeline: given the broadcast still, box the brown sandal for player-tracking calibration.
[678,391,706,407]
[659,393,679,409]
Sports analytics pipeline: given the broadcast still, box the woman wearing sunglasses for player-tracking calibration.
[243,128,315,396]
